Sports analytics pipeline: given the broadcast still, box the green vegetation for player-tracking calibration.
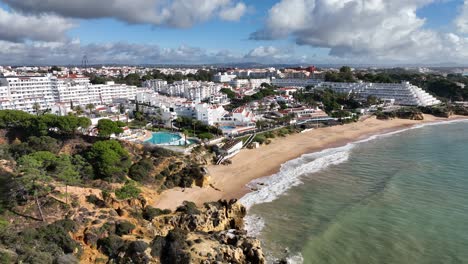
[115,221,136,236]
[115,182,141,200]
[159,164,204,189]
[0,219,81,263]
[375,107,424,120]
[294,89,362,114]
[176,201,200,215]
[96,119,125,138]
[85,140,131,182]
[142,206,172,221]
[0,110,91,136]
[325,66,355,82]
[150,228,190,263]
[175,116,220,139]
[128,158,154,183]
[220,88,236,99]
[0,109,214,263]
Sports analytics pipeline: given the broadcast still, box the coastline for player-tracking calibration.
[154,115,468,210]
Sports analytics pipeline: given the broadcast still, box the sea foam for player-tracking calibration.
[241,118,468,223]
[241,118,468,264]
[240,144,353,210]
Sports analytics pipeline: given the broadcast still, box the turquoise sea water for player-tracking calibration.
[241,120,468,263]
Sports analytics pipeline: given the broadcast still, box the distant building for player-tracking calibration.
[213,73,237,83]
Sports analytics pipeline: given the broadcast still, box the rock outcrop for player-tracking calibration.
[73,197,264,264]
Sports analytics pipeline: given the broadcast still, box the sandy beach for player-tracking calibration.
[154,115,468,210]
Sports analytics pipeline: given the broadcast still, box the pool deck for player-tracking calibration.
[137,130,153,142]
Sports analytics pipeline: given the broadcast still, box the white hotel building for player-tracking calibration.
[272,78,441,107]
[317,81,441,106]
[0,74,139,114]
[144,79,223,102]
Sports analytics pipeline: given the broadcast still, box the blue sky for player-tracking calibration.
[1,0,468,65]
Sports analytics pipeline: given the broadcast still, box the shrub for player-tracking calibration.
[27,136,60,153]
[253,135,266,144]
[143,206,171,221]
[151,229,190,263]
[128,158,154,183]
[150,236,166,258]
[176,201,200,215]
[115,221,135,236]
[86,194,106,208]
[127,240,148,253]
[198,132,214,140]
[36,219,81,255]
[97,235,125,258]
[115,182,141,200]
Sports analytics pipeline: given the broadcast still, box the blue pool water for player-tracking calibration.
[221,126,236,130]
[145,132,187,145]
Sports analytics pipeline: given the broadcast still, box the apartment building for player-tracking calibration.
[317,81,441,106]
[0,75,55,112]
[144,79,223,102]
[272,78,441,106]
[0,74,139,113]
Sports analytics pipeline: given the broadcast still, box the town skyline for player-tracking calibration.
[2,0,468,65]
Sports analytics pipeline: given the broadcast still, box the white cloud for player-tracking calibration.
[455,0,468,33]
[0,8,75,42]
[219,2,247,21]
[0,40,311,65]
[0,40,224,65]
[251,0,468,63]
[3,0,247,28]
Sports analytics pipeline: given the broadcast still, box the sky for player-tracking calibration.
[1,0,468,65]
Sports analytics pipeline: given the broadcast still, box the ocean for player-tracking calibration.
[240,120,468,264]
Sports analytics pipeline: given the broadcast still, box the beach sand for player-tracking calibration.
[154,115,467,210]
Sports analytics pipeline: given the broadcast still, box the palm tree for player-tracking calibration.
[85,103,95,115]
[74,105,84,116]
[32,102,41,116]
[214,122,220,136]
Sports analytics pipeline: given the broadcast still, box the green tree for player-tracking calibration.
[219,88,236,99]
[97,119,124,138]
[32,103,41,116]
[85,140,131,182]
[74,106,84,115]
[50,66,61,72]
[128,158,154,183]
[16,153,55,221]
[85,104,95,115]
[115,182,141,200]
[77,117,92,130]
[27,136,60,153]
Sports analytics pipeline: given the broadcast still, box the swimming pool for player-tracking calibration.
[145,132,192,145]
[220,126,236,130]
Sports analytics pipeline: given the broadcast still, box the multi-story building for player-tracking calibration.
[213,73,237,83]
[0,74,140,114]
[0,75,55,112]
[271,78,322,88]
[195,103,227,125]
[272,78,441,106]
[143,79,168,91]
[317,81,441,106]
[209,93,230,105]
[145,79,223,102]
